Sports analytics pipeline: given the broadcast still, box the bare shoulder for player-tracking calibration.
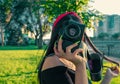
[41,55,64,71]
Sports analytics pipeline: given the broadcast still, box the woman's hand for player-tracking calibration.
[53,38,86,66]
[104,66,120,79]
[101,66,120,84]
[107,66,120,78]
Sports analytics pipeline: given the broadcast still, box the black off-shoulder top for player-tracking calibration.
[39,66,92,84]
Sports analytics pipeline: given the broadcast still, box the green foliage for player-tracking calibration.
[98,32,109,39]
[41,0,103,28]
[112,33,120,39]
[2,0,37,46]
[41,0,88,17]
[13,0,31,17]
[0,0,103,47]
[0,0,13,23]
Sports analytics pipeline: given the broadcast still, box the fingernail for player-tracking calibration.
[60,35,63,40]
[75,41,80,44]
[54,41,56,47]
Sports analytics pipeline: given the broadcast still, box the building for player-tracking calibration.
[94,14,120,37]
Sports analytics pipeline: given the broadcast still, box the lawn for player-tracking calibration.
[0,46,120,84]
[0,46,44,84]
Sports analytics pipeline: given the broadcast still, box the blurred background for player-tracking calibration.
[0,0,120,84]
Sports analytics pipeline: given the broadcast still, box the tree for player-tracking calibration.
[0,0,13,46]
[30,0,102,48]
[98,32,109,39]
[40,0,102,29]
[5,0,31,45]
[0,0,44,48]
[0,0,102,48]
[28,0,43,48]
[33,0,103,48]
[112,33,120,40]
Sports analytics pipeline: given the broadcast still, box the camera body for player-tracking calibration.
[58,19,85,52]
[88,53,103,81]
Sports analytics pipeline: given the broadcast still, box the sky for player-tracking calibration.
[90,0,120,15]
[86,0,120,37]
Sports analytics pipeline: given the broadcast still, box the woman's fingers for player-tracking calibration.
[53,44,59,56]
[54,39,87,65]
[73,48,83,56]
[111,66,120,75]
[73,48,87,63]
[58,39,64,53]
[66,43,78,53]
[54,39,65,57]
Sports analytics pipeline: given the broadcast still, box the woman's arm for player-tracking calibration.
[101,66,119,84]
[54,38,88,84]
[75,62,88,84]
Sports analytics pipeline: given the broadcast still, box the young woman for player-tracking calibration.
[38,12,119,84]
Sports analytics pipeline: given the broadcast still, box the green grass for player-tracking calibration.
[0,45,38,50]
[0,49,44,84]
[0,46,120,84]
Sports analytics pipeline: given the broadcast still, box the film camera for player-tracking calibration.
[57,19,85,52]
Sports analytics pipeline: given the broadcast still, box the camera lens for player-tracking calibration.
[65,24,81,39]
[58,19,85,52]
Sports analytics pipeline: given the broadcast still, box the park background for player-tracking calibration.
[0,0,120,84]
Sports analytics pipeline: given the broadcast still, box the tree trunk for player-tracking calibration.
[29,0,43,49]
[35,18,43,49]
[0,25,4,46]
[38,19,43,49]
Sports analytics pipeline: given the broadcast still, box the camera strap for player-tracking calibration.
[84,33,119,66]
